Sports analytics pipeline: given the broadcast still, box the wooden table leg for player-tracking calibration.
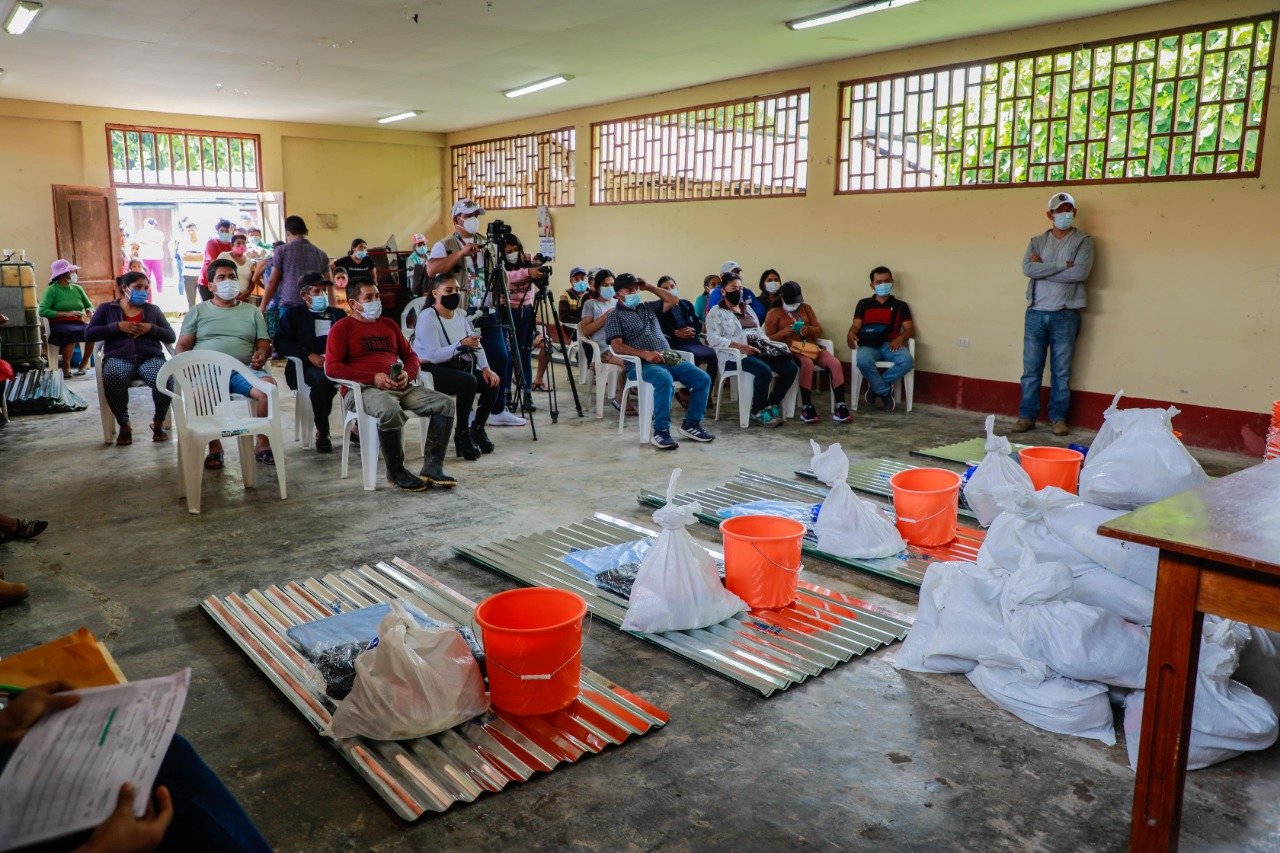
[1130,552,1206,852]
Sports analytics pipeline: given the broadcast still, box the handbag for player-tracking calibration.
[749,335,790,359]
[789,340,823,360]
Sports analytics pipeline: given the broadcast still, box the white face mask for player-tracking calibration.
[462,216,480,235]
[68,273,79,284]
[359,300,383,320]
[666,288,679,298]
[505,252,519,264]
[783,302,801,312]
[214,279,239,300]
[764,281,780,294]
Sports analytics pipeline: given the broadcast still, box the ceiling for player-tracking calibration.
[0,0,1170,133]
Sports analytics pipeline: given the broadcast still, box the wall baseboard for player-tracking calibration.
[903,369,1267,456]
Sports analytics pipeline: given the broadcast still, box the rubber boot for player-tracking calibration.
[470,422,495,454]
[454,421,481,461]
[379,428,427,491]
[420,415,458,488]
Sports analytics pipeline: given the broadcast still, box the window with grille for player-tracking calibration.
[107,125,261,191]
[591,89,810,204]
[837,14,1275,193]
[450,128,576,210]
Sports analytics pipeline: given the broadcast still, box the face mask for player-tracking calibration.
[214,280,239,300]
[462,216,480,235]
[439,292,462,311]
[623,292,642,308]
[128,289,149,305]
[666,288,679,298]
[723,290,742,306]
[218,231,232,241]
[783,302,801,312]
[354,250,367,261]
[415,246,428,256]
[359,300,383,320]
[68,273,79,284]
[308,294,328,313]
[1053,211,1075,230]
[764,281,780,294]
[505,252,520,264]
[874,283,893,297]
[599,286,615,299]
[572,281,588,293]
[232,246,246,256]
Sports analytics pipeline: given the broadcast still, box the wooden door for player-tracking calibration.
[256,191,285,244]
[51,184,121,305]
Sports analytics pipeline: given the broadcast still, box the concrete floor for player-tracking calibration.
[2,368,1276,852]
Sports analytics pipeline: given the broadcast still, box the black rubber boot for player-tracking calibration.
[420,415,458,488]
[379,429,427,491]
[470,423,495,454]
[454,423,481,460]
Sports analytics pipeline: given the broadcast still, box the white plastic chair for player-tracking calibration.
[95,340,175,444]
[284,356,318,449]
[572,331,620,420]
[851,337,916,412]
[614,348,695,445]
[328,375,431,491]
[156,351,287,514]
[711,346,753,429]
[400,296,426,345]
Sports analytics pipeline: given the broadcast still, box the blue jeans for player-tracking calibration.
[726,354,798,413]
[228,368,270,397]
[1020,308,1080,422]
[626,360,710,432]
[512,304,536,391]
[478,313,511,400]
[856,344,915,396]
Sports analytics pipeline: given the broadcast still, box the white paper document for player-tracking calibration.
[0,669,190,851]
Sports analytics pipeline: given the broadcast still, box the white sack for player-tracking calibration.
[968,639,1116,744]
[326,601,488,740]
[622,468,748,633]
[1124,620,1278,770]
[976,486,1099,576]
[1079,406,1209,510]
[895,561,1007,674]
[1236,626,1280,715]
[963,414,1035,527]
[1087,389,1128,458]
[1039,488,1160,591]
[1071,566,1154,625]
[809,440,905,559]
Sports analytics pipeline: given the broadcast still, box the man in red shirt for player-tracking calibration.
[325,280,457,491]
[848,266,915,412]
[198,218,235,302]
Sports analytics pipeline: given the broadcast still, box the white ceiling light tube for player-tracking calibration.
[3,0,43,36]
[503,75,570,99]
[377,110,423,124]
[787,0,920,31]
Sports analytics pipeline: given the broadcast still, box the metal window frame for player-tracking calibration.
[590,88,810,205]
[450,126,576,210]
[106,123,262,192]
[836,12,1276,194]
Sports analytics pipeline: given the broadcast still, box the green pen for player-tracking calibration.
[0,685,25,695]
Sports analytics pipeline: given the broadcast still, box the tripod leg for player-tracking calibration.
[539,291,586,418]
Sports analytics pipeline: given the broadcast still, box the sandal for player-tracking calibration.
[255,448,275,466]
[204,451,224,470]
[115,425,132,446]
[531,380,549,392]
[151,422,169,442]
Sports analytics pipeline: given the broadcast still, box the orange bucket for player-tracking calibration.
[474,588,587,716]
[889,468,960,547]
[719,515,804,609]
[1019,446,1085,493]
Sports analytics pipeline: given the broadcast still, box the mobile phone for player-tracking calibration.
[390,360,404,380]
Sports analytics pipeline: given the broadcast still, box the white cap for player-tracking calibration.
[720,260,740,275]
[411,233,427,245]
[1047,191,1076,211]
[451,199,484,218]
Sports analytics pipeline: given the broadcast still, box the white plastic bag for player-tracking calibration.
[976,486,1098,576]
[622,468,748,633]
[894,561,1007,674]
[1124,620,1279,770]
[1039,488,1160,590]
[326,601,488,740]
[1236,626,1280,714]
[809,441,905,559]
[1088,389,1128,458]
[962,415,1035,527]
[1079,406,1209,510]
[968,639,1116,744]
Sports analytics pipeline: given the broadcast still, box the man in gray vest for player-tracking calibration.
[1010,191,1094,437]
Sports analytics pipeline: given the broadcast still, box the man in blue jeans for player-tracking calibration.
[1011,191,1094,436]
[605,273,715,450]
[848,266,915,412]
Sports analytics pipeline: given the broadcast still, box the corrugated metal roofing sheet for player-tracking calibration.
[637,469,984,588]
[911,436,1031,466]
[795,457,979,521]
[201,557,668,820]
[456,513,911,698]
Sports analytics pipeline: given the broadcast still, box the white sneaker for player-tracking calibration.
[488,410,527,427]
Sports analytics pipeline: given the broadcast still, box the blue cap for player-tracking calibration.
[569,266,586,277]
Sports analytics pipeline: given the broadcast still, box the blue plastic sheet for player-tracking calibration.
[563,539,728,599]
[716,500,821,544]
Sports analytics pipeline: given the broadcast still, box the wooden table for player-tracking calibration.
[1099,462,1280,851]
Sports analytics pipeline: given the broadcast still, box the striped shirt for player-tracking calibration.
[604,301,668,352]
[271,238,330,307]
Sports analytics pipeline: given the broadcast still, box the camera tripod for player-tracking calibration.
[531,280,585,422]
[479,241,537,440]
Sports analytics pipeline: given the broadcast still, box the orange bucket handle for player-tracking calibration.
[895,502,956,526]
[473,615,592,681]
[748,541,803,574]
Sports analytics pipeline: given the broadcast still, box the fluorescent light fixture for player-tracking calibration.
[787,0,920,30]
[3,1,43,35]
[377,110,422,124]
[503,75,570,99]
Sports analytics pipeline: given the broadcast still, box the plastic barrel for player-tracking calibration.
[889,468,961,546]
[1018,446,1085,493]
[719,515,804,609]
[474,587,587,716]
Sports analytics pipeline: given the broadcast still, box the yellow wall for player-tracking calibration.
[444,0,1280,414]
[0,98,446,272]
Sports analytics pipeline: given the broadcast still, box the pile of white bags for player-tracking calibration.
[962,415,1035,527]
[808,441,905,559]
[621,469,748,633]
[895,561,1007,674]
[1079,403,1209,510]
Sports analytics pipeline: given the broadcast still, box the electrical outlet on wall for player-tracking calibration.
[957,337,970,348]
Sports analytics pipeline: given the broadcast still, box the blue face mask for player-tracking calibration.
[354,250,367,260]
[573,281,588,293]
[599,286,615,299]
[309,294,329,313]
[874,282,893,297]
[128,289,148,305]
[623,292,642,308]
[1053,211,1075,230]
